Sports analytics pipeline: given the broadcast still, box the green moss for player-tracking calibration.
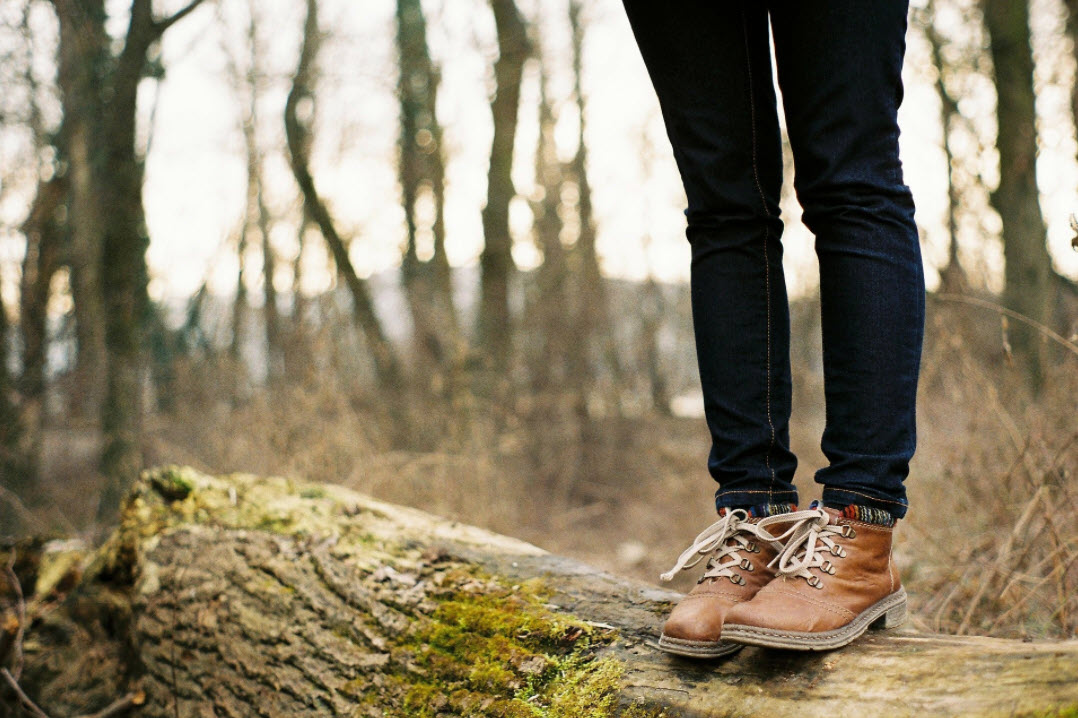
[1019,707,1078,718]
[255,514,296,532]
[145,465,196,502]
[359,567,664,718]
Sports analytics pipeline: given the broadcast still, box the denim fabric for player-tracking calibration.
[621,0,925,518]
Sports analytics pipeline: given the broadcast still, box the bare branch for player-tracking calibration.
[153,0,211,36]
[1,667,51,718]
[73,691,145,718]
[2,551,25,681]
[932,293,1078,359]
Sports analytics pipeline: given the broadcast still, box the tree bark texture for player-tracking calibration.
[983,0,1055,388]
[5,467,1078,717]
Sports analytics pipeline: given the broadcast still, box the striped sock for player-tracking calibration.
[718,502,797,519]
[820,500,897,527]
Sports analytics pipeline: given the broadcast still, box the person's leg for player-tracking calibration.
[769,0,925,520]
[622,0,799,658]
[720,0,920,653]
[621,0,798,515]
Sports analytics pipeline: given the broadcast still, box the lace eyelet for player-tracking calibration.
[740,558,752,570]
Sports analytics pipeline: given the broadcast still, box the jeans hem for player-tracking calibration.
[715,488,799,514]
[821,487,908,520]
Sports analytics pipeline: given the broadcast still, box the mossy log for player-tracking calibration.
[4,467,1078,718]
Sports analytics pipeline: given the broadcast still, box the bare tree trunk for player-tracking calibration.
[96,1,157,520]
[397,0,422,281]
[51,0,212,521]
[52,0,109,423]
[15,175,66,493]
[9,6,64,500]
[642,278,671,416]
[563,0,620,491]
[568,0,599,289]
[396,0,457,379]
[527,58,568,392]
[231,1,282,379]
[230,228,247,362]
[429,111,452,312]
[983,0,1054,390]
[478,0,528,373]
[293,211,309,325]
[921,0,969,294]
[258,193,281,380]
[285,0,402,391]
[9,467,1078,717]
[285,208,311,376]
[0,273,30,533]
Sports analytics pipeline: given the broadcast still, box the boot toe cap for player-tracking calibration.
[723,586,855,633]
[661,594,736,642]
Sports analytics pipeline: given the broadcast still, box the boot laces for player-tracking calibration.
[755,508,850,587]
[660,510,769,584]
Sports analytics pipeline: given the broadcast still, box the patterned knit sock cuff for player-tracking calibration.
[719,502,797,519]
[824,502,897,527]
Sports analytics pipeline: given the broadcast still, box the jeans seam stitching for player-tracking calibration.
[822,487,907,507]
[740,5,778,502]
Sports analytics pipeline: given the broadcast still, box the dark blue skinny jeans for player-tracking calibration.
[621,0,926,518]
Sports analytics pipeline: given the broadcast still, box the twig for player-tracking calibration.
[1,667,52,718]
[73,691,144,718]
[4,549,26,680]
[932,293,1078,359]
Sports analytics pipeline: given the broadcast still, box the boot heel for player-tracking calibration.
[870,596,907,631]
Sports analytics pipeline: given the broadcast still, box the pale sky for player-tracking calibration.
[3,0,1078,314]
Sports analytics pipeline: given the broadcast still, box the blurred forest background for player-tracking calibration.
[0,0,1076,641]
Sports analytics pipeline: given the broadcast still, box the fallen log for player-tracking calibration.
[3,466,1078,717]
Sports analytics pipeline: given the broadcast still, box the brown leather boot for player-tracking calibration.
[657,510,787,658]
[721,506,907,651]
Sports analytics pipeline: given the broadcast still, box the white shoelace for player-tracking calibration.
[755,508,851,587]
[660,509,767,584]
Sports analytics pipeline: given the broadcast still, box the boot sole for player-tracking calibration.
[720,587,907,652]
[658,633,745,659]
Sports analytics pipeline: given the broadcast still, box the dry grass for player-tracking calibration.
[26,294,1078,640]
